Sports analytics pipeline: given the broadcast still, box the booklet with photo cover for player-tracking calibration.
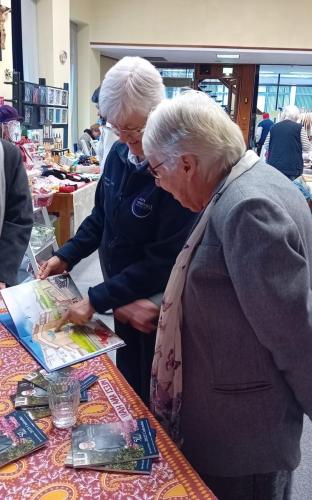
[71,418,158,468]
[1,275,124,372]
[12,380,88,409]
[65,447,154,475]
[23,407,51,421]
[23,367,98,392]
[14,380,48,407]
[65,428,156,474]
[0,411,48,468]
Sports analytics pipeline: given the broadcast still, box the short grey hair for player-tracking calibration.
[99,57,165,123]
[281,105,300,122]
[143,90,246,169]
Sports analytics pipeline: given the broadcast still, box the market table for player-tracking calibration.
[48,182,97,246]
[0,323,215,500]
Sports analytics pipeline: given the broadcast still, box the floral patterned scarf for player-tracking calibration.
[150,150,259,446]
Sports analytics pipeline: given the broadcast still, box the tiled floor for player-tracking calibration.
[72,251,312,500]
[292,416,312,500]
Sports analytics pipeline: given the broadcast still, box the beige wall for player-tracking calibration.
[100,56,117,81]
[90,0,312,50]
[37,0,70,88]
[70,0,90,25]
[76,23,101,130]
[0,0,12,102]
[51,0,70,88]
[71,0,101,135]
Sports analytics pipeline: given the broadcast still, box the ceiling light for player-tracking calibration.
[216,54,240,59]
[223,67,233,76]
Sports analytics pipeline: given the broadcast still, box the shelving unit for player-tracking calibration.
[4,71,69,148]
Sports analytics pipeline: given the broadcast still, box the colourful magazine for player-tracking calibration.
[1,275,124,372]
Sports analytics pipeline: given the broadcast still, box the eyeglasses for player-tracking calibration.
[111,125,145,137]
[148,160,165,179]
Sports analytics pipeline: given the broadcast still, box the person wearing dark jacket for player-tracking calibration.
[255,112,273,155]
[264,105,311,179]
[38,57,195,404]
[0,139,33,288]
[78,124,101,153]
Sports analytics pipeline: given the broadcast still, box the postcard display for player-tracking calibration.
[10,71,69,148]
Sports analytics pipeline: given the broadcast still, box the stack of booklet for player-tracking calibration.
[65,417,159,475]
[0,411,48,469]
[11,367,98,420]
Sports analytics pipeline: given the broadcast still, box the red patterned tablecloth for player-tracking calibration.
[0,324,216,499]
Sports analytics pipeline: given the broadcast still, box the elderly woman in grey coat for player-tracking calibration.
[143,91,312,500]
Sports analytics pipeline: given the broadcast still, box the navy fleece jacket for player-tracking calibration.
[55,142,195,313]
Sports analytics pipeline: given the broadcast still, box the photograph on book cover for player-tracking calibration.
[32,86,40,104]
[1,275,124,372]
[61,90,68,106]
[71,418,158,468]
[24,83,33,103]
[39,86,47,105]
[47,87,55,105]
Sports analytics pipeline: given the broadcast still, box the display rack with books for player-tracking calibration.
[4,71,69,148]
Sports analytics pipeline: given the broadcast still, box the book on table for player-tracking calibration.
[0,274,124,372]
[0,411,48,469]
[65,418,158,474]
[7,368,98,421]
[65,449,154,475]
[23,367,98,392]
[12,380,88,410]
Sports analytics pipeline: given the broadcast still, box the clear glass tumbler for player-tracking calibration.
[48,375,80,429]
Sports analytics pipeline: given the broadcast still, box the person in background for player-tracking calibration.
[37,57,195,405]
[255,112,273,155]
[293,175,312,211]
[78,124,101,154]
[142,90,312,500]
[264,105,311,179]
[0,139,33,289]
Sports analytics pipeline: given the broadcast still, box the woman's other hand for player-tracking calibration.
[37,256,68,279]
[114,299,160,334]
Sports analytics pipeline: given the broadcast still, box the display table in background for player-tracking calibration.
[0,324,215,499]
[48,181,97,246]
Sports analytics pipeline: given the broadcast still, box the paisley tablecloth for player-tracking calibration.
[0,324,215,500]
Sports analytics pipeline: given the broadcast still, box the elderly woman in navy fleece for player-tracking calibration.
[37,57,195,405]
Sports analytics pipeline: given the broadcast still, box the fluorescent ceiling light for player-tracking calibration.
[216,54,240,59]
[281,73,312,77]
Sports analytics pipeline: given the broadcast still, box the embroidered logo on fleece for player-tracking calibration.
[131,196,153,218]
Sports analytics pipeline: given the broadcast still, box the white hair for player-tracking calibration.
[143,90,246,170]
[99,57,165,123]
[281,105,300,122]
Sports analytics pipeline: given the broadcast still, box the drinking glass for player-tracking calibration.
[48,375,80,429]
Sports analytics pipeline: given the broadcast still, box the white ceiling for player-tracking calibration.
[92,44,312,66]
